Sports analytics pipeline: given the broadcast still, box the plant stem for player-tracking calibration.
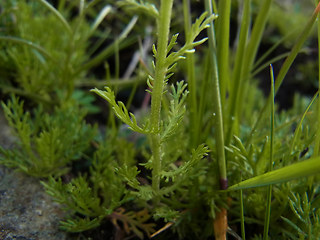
[183,0,198,148]
[216,0,231,109]
[226,0,251,145]
[240,187,246,240]
[263,65,275,240]
[315,0,320,157]
[205,0,227,188]
[150,0,173,202]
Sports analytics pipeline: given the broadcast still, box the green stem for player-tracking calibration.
[263,65,275,240]
[183,0,198,148]
[216,0,231,109]
[309,0,320,189]
[238,0,272,141]
[226,0,251,145]
[150,0,174,201]
[240,177,246,240]
[205,0,227,188]
[315,0,320,157]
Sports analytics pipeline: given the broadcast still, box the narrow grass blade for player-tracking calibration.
[263,65,275,240]
[244,0,272,69]
[38,0,72,34]
[239,0,272,146]
[0,36,53,61]
[183,0,197,147]
[226,0,250,145]
[314,0,320,158]
[228,156,320,191]
[274,2,320,93]
[205,0,227,187]
[251,49,310,79]
[239,176,246,240]
[90,5,112,36]
[253,31,296,70]
[80,16,138,72]
[216,0,231,107]
[246,2,320,146]
[290,91,319,154]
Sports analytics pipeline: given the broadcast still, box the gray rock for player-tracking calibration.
[0,166,67,240]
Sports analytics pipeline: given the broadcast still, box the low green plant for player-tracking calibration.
[1,0,320,239]
[282,191,320,239]
[0,95,96,177]
[0,0,137,106]
[41,139,155,236]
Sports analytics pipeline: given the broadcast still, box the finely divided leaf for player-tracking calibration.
[91,87,151,134]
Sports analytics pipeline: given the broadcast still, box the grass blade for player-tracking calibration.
[0,36,53,61]
[274,2,320,93]
[79,16,138,73]
[290,91,319,154]
[239,175,246,240]
[314,0,320,158]
[205,0,227,188]
[246,2,320,147]
[90,5,112,36]
[238,0,272,124]
[216,0,231,107]
[228,156,320,191]
[263,65,275,240]
[38,0,72,34]
[226,0,250,145]
[183,0,197,147]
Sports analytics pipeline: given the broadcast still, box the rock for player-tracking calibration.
[0,166,67,240]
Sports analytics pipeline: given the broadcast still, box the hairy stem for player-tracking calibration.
[150,0,173,202]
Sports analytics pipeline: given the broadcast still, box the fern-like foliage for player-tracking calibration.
[160,144,209,185]
[91,87,151,134]
[281,192,320,239]
[164,12,217,68]
[147,12,217,95]
[41,141,125,232]
[1,95,33,153]
[161,81,189,142]
[0,96,96,177]
[118,0,159,18]
[41,138,156,237]
[110,208,156,239]
[59,217,104,233]
[43,175,110,232]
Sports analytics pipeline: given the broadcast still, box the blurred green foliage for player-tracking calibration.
[0,0,320,239]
